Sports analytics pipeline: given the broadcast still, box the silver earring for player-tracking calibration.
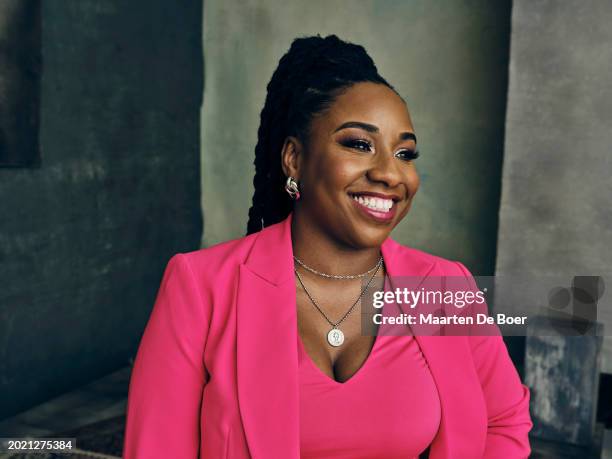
[285,176,301,200]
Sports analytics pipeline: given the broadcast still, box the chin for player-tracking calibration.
[344,224,393,249]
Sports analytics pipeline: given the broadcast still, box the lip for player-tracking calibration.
[349,194,397,223]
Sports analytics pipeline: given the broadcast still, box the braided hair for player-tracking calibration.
[246,34,397,235]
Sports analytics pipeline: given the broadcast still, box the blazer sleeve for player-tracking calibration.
[455,261,534,459]
[123,253,211,459]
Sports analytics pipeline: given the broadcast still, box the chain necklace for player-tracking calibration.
[294,259,383,347]
[293,255,383,279]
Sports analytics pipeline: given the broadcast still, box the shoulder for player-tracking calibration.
[164,231,260,287]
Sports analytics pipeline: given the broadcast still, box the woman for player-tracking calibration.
[123,34,532,458]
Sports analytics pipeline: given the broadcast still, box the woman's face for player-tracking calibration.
[283,81,420,249]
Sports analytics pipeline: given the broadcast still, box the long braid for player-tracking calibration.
[246,34,395,235]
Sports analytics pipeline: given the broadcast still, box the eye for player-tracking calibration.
[341,138,373,152]
[394,149,420,162]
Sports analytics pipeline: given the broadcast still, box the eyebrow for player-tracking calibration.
[333,121,417,144]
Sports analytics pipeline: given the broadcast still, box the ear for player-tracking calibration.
[280,136,303,180]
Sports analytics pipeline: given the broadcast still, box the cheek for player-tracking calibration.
[405,167,420,196]
[313,154,364,190]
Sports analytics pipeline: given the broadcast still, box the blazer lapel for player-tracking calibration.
[236,214,300,459]
[381,238,487,459]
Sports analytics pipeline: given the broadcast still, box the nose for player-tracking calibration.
[365,149,403,188]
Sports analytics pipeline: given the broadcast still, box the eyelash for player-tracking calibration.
[341,139,420,161]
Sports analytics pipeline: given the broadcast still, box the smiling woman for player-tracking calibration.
[123,34,533,459]
[280,81,420,245]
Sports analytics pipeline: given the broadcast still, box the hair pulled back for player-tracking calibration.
[246,34,395,235]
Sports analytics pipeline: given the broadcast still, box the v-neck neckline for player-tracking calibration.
[296,328,382,386]
[295,268,393,386]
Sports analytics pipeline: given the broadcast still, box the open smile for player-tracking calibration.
[348,192,398,223]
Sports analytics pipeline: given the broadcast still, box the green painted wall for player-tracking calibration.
[201,0,511,276]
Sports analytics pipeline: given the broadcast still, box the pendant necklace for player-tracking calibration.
[294,256,383,347]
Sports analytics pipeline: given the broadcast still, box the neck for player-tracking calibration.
[290,212,384,277]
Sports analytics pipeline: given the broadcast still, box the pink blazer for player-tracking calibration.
[123,213,533,458]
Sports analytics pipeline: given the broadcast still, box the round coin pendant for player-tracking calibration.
[327,328,345,347]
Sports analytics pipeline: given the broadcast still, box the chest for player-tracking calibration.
[295,276,382,383]
[297,333,442,459]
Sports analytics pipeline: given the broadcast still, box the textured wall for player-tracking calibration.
[496,1,612,373]
[201,0,511,276]
[0,0,203,419]
[0,0,41,166]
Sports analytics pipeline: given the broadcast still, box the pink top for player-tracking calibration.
[298,333,441,459]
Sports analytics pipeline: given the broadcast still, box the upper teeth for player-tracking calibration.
[352,195,393,212]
